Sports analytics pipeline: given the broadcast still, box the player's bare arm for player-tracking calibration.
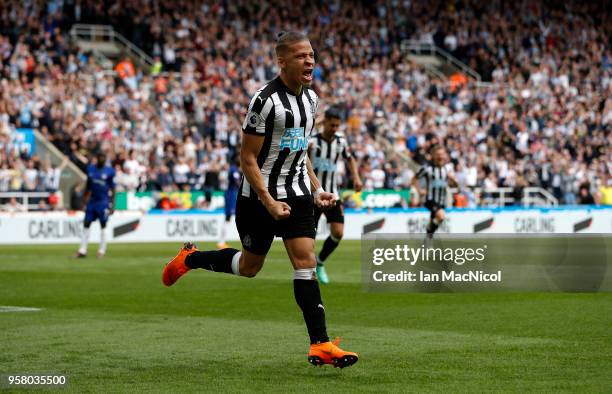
[108,185,115,214]
[348,156,363,192]
[411,173,425,198]
[82,189,91,208]
[448,173,459,188]
[240,133,291,220]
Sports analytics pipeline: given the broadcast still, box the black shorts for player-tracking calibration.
[314,201,344,225]
[235,195,316,255]
[424,200,445,219]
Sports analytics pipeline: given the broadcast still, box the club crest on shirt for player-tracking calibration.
[305,94,316,115]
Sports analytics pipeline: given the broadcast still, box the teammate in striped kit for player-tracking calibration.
[309,106,362,284]
[412,145,458,238]
[161,31,358,368]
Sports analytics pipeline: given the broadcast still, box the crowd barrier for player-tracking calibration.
[0,206,610,244]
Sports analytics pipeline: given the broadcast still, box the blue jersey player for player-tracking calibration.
[77,152,116,258]
[217,158,241,249]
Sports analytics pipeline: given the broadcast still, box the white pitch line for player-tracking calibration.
[0,306,42,313]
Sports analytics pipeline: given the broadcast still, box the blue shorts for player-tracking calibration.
[85,201,110,226]
[224,189,237,219]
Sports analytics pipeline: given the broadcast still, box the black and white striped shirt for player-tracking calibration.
[416,165,449,206]
[310,134,352,197]
[241,77,318,199]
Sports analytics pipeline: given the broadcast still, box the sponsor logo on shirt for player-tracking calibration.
[279,127,308,152]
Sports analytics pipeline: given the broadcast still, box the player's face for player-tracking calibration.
[323,117,341,137]
[432,149,447,167]
[279,40,315,88]
[96,154,106,168]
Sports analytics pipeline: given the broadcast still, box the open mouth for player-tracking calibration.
[302,69,313,81]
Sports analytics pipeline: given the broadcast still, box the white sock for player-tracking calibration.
[294,267,316,280]
[231,251,242,276]
[219,220,227,244]
[79,227,90,255]
[99,228,106,254]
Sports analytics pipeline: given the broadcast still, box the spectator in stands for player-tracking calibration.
[115,57,137,90]
[39,158,67,192]
[0,161,10,192]
[22,159,38,192]
[578,183,596,205]
[70,182,85,211]
[600,179,612,206]
[2,197,26,213]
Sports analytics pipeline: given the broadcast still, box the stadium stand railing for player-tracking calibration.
[401,39,481,81]
[521,188,559,207]
[33,130,86,208]
[375,134,420,172]
[449,187,559,207]
[69,24,154,69]
[0,191,63,212]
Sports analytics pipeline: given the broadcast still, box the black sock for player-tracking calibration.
[318,236,340,263]
[293,279,329,344]
[426,220,439,236]
[185,248,239,274]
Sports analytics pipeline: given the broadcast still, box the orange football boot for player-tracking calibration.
[308,337,358,368]
[162,242,198,286]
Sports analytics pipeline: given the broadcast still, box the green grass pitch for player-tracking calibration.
[0,241,610,393]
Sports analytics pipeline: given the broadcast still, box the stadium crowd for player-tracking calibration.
[0,0,610,208]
